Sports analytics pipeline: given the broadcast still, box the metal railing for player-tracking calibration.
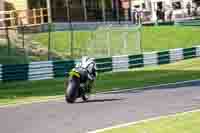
[0,8,48,29]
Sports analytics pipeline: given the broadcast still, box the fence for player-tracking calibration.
[0,46,200,82]
[1,20,200,65]
[175,19,200,26]
[0,22,142,64]
[0,8,200,65]
[0,7,138,64]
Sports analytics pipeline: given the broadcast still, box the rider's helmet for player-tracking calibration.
[81,56,96,80]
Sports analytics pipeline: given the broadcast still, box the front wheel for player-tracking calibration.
[81,85,91,102]
[82,92,90,102]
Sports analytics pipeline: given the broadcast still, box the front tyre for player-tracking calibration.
[81,86,91,102]
[82,93,90,102]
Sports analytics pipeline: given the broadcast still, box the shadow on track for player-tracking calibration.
[76,98,124,104]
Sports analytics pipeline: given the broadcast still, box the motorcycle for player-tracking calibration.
[65,67,92,103]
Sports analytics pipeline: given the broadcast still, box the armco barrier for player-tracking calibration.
[112,55,129,72]
[175,19,200,26]
[157,51,170,64]
[29,61,54,81]
[196,46,200,56]
[0,46,199,82]
[2,64,29,81]
[143,52,158,66]
[169,48,183,62]
[95,57,113,73]
[53,60,75,78]
[128,54,144,68]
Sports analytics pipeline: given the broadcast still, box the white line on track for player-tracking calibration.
[0,97,64,108]
[97,79,200,94]
[88,109,200,133]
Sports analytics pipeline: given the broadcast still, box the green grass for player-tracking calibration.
[101,111,200,133]
[31,26,200,57]
[0,42,46,64]
[142,26,200,52]
[31,26,140,58]
[0,57,200,105]
[0,45,28,64]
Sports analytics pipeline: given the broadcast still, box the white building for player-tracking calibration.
[0,0,4,27]
[131,0,200,22]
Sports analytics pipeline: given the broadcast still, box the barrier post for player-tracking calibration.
[10,11,15,26]
[48,23,51,60]
[33,9,37,24]
[40,8,44,24]
[5,26,11,56]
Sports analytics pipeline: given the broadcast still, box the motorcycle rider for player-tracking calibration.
[75,56,97,91]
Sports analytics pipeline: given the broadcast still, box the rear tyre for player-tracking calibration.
[65,77,80,103]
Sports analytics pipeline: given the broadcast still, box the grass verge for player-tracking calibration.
[0,57,200,106]
[100,110,200,133]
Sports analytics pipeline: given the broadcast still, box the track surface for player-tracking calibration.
[0,82,200,133]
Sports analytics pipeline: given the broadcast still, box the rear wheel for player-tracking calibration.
[65,77,80,103]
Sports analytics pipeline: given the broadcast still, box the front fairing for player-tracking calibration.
[69,70,80,78]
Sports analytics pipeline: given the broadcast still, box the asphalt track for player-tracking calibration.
[0,81,200,133]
